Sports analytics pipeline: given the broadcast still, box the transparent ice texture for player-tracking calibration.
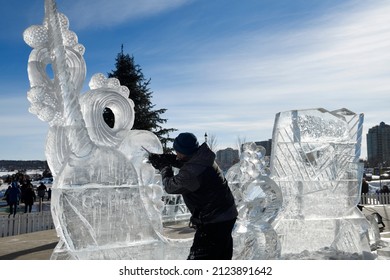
[24,0,191,259]
[365,213,390,252]
[162,193,192,223]
[270,108,373,258]
[226,142,282,259]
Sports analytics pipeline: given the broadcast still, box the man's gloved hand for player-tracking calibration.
[160,166,174,179]
[148,153,183,170]
[148,153,165,171]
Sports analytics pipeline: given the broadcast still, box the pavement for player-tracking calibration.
[0,228,58,260]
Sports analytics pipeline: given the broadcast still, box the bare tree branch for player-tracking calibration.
[206,133,218,153]
[236,136,247,155]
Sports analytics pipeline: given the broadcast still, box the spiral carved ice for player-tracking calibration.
[270,108,374,259]
[24,0,190,259]
[226,143,282,259]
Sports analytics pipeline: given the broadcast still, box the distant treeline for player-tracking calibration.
[0,160,49,171]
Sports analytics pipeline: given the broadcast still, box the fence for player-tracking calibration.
[0,211,54,238]
[162,194,191,223]
[360,193,390,205]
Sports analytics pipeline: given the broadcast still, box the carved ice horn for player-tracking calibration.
[45,0,94,157]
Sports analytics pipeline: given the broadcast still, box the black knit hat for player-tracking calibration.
[173,132,199,155]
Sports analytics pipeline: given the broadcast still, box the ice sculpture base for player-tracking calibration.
[233,223,280,260]
[51,238,192,260]
[274,216,373,259]
[50,185,191,259]
[51,239,165,260]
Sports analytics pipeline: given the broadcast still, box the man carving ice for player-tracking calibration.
[155,132,238,259]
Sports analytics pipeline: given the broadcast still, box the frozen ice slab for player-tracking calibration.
[270,108,373,258]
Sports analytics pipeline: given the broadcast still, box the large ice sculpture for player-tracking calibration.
[24,0,191,259]
[270,108,374,259]
[226,143,282,259]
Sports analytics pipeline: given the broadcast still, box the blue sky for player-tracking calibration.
[0,0,389,160]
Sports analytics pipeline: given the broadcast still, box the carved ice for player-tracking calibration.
[24,0,191,259]
[270,108,374,259]
[226,143,282,259]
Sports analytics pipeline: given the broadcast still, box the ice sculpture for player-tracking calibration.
[162,193,191,222]
[270,108,374,259]
[24,0,191,259]
[226,143,282,259]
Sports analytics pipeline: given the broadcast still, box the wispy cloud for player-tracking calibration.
[175,4,386,97]
[61,0,193,29]
[148,1,390,155]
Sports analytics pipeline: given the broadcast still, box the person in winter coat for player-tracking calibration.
[160,132,238,260]
[23,183,36,213]
[37,183,47,201]
[7,180,21,217]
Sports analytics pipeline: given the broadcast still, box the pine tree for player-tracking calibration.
[107,46,176,151]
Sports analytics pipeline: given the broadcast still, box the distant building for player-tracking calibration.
[216,148,239,172]
[367,122,390,167]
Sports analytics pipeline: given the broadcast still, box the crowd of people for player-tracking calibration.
[2,180,51,217]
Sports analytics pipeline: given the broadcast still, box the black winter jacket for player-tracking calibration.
[163,143,238,225]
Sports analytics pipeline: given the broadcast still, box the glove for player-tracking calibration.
[148,153,164,170]
[160,166,174,179]
[148,153,183,170]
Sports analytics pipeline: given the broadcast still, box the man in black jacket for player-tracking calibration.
[160,132,238,260]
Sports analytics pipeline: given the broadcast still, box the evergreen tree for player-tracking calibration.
[107,46,176,151]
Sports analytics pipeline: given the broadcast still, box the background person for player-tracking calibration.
[23,183,36,213]
[37,182,47,201]
[7,180,21,217]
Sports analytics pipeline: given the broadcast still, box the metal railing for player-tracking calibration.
[360,193,390,205]
[162,194,191,223]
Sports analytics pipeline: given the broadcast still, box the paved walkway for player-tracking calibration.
[0,228,58,260]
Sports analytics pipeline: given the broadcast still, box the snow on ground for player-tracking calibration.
[0,170,48,192]
[0,170,44,177]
